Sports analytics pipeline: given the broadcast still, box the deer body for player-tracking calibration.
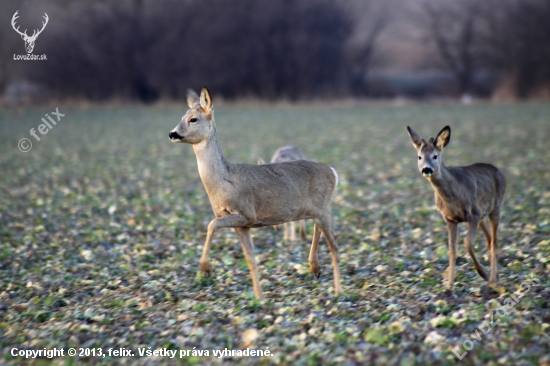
[170,88,341,299]
[407,126,506,290]
[197,143,335,227]
[431,163,504,224]
[258,146,309,241]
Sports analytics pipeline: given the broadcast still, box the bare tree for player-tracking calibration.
[420,0,481,95]
[23,0,352,101]
[481,0,550,99]
[342,0,391,95]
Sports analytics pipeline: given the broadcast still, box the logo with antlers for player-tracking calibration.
[11,11,49,54]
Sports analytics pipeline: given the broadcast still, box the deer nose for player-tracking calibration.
[168,131,183,140]
[422,167,434,176]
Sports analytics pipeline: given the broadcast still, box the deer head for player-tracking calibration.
[12,11,49,54]
[169,87,214,145]
[407,125,451,178]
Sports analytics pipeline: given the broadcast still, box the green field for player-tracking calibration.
[1,102,549,365]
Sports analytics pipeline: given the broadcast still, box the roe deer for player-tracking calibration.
[407,126,506,291]
[169,87,341,299]
[258,146,308,242]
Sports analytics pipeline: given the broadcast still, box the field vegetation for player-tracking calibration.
[0,102,549,365]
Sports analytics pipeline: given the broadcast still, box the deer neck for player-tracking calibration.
[192,125,230,191]
[427,164,455,201]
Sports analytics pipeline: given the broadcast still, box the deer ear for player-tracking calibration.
[200,87,213,113]
[435,126,451,150]
[257,157,266,165]
[187,89,199,108]
[407,126,423,150]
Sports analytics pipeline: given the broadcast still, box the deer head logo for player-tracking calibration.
[11,11,49,54]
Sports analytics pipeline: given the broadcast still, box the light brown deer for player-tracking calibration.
[258,146,308,242]
[407,126,506,291]
[169,87,341,299]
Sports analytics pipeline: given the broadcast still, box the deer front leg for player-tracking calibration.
[446,221,458,290]
[309,224,322,278]
[234,227,263,300]
[200,213,251,276]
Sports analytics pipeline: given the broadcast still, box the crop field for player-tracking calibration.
[0,101,549,365]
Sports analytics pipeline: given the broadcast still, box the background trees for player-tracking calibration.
[416,0,550,99]
[1,0,549,101]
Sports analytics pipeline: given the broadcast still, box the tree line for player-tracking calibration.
[419,0,550,98]
[0,0,549,101]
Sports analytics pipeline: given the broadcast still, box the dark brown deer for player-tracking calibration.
[407,126,506,291]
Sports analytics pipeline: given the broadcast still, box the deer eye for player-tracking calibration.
[418,156,422,160]
[433,155,438,159]
[189,118,198,123]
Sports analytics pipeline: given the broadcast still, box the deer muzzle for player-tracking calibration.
[168,131,183,141]
[422,167,434,177]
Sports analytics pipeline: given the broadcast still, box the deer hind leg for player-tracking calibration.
[289,221,297,241]
[488,209,501,286]
[465,217,489,280]
[283,222,289,241]
[300,220,307,241]
[314,217,342,295]
[200,214,250,276]
[234,227,263,300]
[478,219,491,251]
[446,221,458,290]
[309,224,321,278]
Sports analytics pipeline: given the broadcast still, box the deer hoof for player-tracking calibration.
[480,284,495,297]
[310,264,321,278]
[200,261,212,276]
[436,289,453,300]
